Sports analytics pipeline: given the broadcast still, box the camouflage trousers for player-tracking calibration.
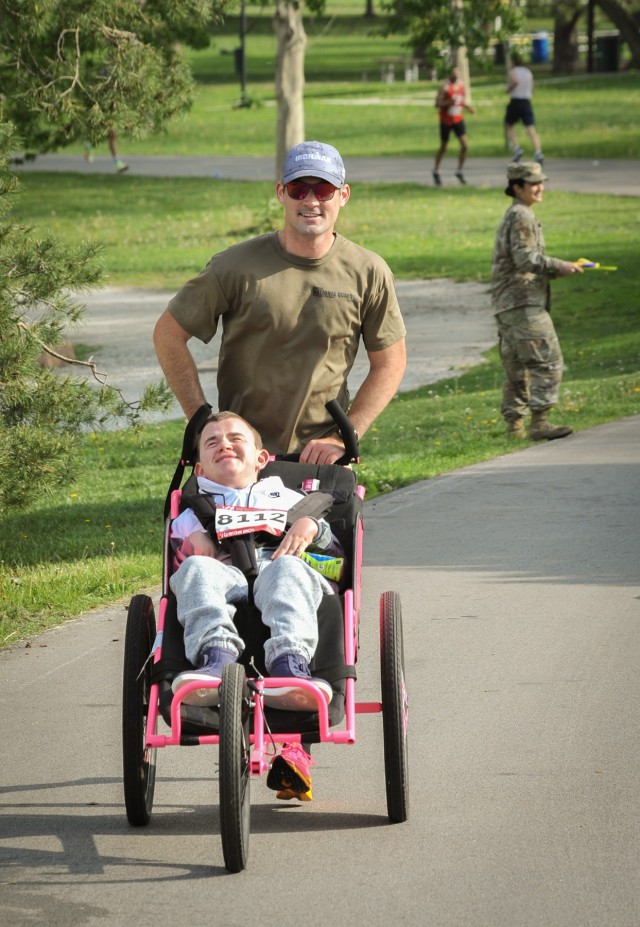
[496,306,564,422]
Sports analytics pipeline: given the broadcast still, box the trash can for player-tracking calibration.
[531,32,549,65]
[596,34,620,72]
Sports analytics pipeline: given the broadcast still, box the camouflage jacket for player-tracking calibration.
[491,202,565,315]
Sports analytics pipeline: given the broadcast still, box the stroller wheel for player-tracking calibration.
[122,594,157,825]
[219,662,251,872]
[380,591,409,823]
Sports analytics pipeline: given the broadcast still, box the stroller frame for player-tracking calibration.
[122,409,409,872]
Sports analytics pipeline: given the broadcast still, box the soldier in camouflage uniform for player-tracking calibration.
[491,162,583,440]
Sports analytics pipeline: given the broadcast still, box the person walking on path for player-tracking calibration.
[83,130,128,173]
[153,140,406,465]
[504,51,544,165]
[432,67,475,187]
[491,161,583,441]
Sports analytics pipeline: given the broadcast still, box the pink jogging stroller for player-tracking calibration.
[122,402,408,872]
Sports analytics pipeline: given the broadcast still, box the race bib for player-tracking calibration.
[215,506,288,540]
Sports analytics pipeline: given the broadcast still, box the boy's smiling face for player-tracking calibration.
[195,417,269,488]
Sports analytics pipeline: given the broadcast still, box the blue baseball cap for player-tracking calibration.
[282,140,346,187]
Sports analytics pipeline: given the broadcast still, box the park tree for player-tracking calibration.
[0,0,230,155]
[266,0,325,178]
[380,0,522,75]
[0,0,235,508]
[530,0,640,74]
[273,1,308,176]
[0,126,175,508]
[597,0,640,66]
[551,0,584,73]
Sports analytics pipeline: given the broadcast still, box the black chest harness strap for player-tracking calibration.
[178,473,334,589]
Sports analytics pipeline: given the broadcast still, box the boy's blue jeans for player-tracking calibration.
[169,554,333,671]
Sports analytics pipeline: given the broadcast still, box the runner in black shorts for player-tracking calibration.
[440,121,468,143]
[504,51,544,165]
[505,98,535,128]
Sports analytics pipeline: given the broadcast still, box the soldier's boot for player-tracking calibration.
[529,410,573,441]
[506,418,526,439]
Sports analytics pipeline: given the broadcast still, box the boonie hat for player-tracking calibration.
[282,140,346,187]
[507,161,548,184]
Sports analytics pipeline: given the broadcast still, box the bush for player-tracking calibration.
[0,123,172,509]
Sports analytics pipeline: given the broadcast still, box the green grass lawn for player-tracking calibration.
[13,174,638,288]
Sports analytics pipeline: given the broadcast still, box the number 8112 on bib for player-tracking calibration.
[215,506,288,540]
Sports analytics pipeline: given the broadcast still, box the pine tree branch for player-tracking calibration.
[17,320,142,412]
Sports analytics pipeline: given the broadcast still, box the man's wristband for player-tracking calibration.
[329,427,359,444]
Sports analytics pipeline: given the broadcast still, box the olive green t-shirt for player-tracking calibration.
[168,231,406,454]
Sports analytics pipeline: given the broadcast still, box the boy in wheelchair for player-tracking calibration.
[170,411,347,801]
[170,411,344,716]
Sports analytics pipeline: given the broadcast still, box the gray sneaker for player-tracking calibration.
[512,146,524,161]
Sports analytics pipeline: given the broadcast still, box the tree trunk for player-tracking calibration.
[452,0,472,104]
[364,0,376,16]
[455,44,472,104]
[597,0,640,67]
[553,5,583,74]
[273,1,307,182]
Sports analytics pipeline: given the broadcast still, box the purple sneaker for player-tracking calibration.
[171,646,237,706]
[264,653,332,711]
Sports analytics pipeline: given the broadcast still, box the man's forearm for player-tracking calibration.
[153,310,208,419]
[347,340,407,437]
[298,340,405,466]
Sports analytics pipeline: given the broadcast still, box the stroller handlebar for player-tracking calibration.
[325,400,360,465]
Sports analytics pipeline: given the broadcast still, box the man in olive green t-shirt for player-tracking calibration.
[153,140,406,464]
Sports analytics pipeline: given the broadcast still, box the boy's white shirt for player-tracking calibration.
[171,475,310,540]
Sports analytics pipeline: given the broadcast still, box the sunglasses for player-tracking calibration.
[285,180,338,201]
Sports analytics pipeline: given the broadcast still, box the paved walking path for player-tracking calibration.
[2,416,639,925]
[16,153,640,196]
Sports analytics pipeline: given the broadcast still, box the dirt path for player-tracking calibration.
[75,279,496,418]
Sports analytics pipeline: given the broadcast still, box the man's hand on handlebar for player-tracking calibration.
[299,435,346,466]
